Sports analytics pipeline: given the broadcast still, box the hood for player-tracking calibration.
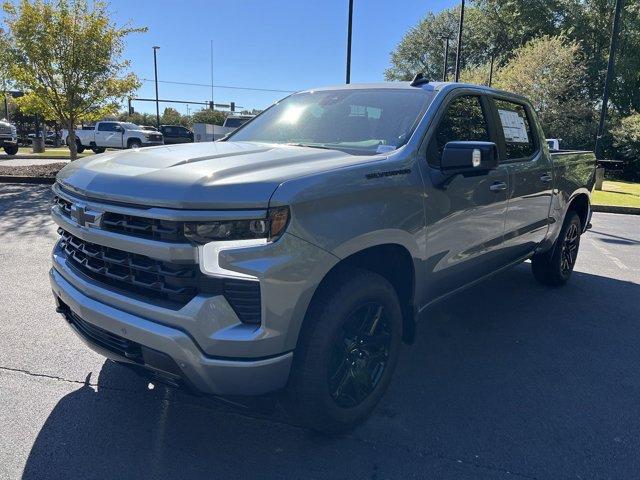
[56,141,373,209]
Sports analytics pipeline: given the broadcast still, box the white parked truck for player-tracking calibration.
[63,121,164,153]
[0,118,18,155]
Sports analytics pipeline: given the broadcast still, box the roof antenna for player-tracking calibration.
[410,72,429,87]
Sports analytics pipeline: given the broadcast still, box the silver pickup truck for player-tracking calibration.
[50,81,595,432]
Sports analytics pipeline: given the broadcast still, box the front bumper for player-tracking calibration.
[0,135,17,146]
[50,267,293,395]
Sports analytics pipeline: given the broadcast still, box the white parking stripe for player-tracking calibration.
[589,237,629,270]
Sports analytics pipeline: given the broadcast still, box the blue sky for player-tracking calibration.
[4,0,458,114]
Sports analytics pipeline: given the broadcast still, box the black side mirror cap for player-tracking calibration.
[441,141,498,173]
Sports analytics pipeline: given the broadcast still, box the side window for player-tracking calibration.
[428,95,489,167]
[97,123,113,132]
[494,99,536,160]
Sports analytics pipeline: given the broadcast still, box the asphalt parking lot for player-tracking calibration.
[0,183,639,480]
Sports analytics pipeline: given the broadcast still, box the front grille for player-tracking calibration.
[148,134,163,141]
[56,228,262,322]
[58,228,213,305]
[54,194,185,243]
[0,125,11,134]
[102,212,183,242]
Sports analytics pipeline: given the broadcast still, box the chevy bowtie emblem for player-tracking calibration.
[69,203,103,228]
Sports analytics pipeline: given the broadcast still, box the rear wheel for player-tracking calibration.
[75,140,85,154]
[531,211,582,286]
[285,268,402,433]
[92,146,106,154]
[3,145,18,155]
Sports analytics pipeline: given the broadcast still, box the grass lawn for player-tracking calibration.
[592,180,640,208]
[12,147,93,158]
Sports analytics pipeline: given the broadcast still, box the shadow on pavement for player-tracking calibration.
[21,263,640,479]
[0,184,56,239]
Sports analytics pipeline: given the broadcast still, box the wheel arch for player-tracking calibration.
[566,191,590,232]
[304,243,417,345]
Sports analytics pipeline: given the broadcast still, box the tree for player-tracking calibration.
[191,108,226,126]
[493,36,596,149]
[612,113,640,180]
[2,0,146,158]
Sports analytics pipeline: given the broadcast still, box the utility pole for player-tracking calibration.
[488,52,495,87]
[346,0,354,84]
[454,0,465,82]
[442,37,451,82]
[210,40,214,106]
[595,0,624,159]
[153,46,161,129]
[3,93,8,120]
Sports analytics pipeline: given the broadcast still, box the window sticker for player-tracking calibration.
[498,109,529,143]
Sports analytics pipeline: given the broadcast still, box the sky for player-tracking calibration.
[3,0,459,115]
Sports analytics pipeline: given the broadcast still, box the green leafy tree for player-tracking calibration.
[191,108,226,126]
[612,113,640,180]
[493,36,596,149]
[2,0,146,158]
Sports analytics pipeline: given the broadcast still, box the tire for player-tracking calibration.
[284,267,403,434]
[128,139,142,149]
[75,140,85,154]
[531,210,582,287]
[92,147,106,154]
[3,145,18,155]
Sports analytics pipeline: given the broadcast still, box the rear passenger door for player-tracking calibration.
[490,98,553,261]
[422,93,511,300]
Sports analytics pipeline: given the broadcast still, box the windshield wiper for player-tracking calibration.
[286,143,337,151]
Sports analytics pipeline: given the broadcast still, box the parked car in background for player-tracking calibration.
[0,118,18,155]
[160,125,194,144]
[50,81,595,433]
[62,121,164,153]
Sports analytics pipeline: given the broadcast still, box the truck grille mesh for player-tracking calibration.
[58,228,204,305]
[56,227,262,322]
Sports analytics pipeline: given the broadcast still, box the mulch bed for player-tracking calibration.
[0,163,66,178]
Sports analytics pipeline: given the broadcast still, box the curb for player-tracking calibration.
[0,176,55,185]
[592,204,640,215]
[0,155,72,160]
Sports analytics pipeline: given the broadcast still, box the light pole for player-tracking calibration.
[153,46,160,129]
[346,0,354,84]
[595,0,624,159]
[454,0,465,82]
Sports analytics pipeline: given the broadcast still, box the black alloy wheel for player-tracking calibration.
[328,302,392,408]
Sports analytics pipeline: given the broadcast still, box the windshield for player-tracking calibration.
[122,123,140,130]
[228,88,434,155]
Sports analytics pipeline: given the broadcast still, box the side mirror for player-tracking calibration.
[441,141,498,173]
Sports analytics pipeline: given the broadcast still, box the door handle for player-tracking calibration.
[540,173,553,183]
[489,181,508,192]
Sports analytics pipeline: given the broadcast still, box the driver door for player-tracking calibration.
[422,93,510,301]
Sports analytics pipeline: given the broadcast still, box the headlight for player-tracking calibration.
[184,206,290,244]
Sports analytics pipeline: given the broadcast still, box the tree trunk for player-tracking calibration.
[67,121,77,161]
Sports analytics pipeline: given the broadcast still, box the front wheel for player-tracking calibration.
[128,139,142,149]
[531,211,582,286]
[284,268,403,433]
[3,145,18,155]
